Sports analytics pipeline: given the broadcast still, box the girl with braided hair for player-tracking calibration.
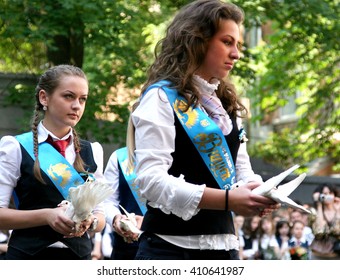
[0,64,106,259]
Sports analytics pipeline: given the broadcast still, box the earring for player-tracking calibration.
[43,105,47,111]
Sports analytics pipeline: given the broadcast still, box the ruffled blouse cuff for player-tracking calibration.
[148,174,205,221]
[198,234,239,250]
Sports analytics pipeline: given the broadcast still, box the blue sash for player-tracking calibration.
[15,132,84,199]
[145,81,236,190]
[116,147,147,215]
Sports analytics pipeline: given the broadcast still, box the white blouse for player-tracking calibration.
[103,150,122,226]
[0,121,105,215]
[131,77,262,250]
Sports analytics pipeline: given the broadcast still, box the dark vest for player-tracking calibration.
[242,235,254,250]
[288,239,309,249]
[141,114,240,235]
[8,140,97,257]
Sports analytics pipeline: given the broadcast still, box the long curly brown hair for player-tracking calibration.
[141,0,246,117]
[127,0,247,167]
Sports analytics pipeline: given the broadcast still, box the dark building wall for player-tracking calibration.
[0,72,37,136]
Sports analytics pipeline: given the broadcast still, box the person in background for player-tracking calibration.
[272,207,290,227]
[275,219,291,260]
[290,208,314,246]
[288,220,310,260]
[0,65,106,260]
[0,230,10,259]
[310,183,340,259]
[257,216,280,260]
[104,147,144,260]
[90,223,114,260]
[233,214,245,238]
[239,216,260,260]
[126,0,279,260]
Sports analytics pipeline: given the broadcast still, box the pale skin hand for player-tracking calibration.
[198,182,280,217]
[62,214,103,238]
[46,206,76,236]
[113,214,143,243]
[0,207,75,236]
[47,205,96,238]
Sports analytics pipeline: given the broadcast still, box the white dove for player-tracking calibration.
[118,205,142,240]
[59,177,114,232]
[252,164,310,213]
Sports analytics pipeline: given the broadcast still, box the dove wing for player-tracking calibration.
[67,180,114,223]
[119,204,136,221]
[276,173,307,197]
[118,205,141,235]
[271,192,310,213]
[119,205,131,217]
[252,164,300,195]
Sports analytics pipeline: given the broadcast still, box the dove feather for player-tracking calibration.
[270,190,310,213]
[252,165,310,214]
[276,173,307,197]
[118,205,142,236]
[252,164,300,195]
[62,179,113,231]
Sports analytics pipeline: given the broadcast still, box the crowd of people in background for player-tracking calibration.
[85,182,340,261]
[235,183,340,260]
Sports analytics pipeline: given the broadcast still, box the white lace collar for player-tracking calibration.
[193,75,220,95]
[193,75,233,135]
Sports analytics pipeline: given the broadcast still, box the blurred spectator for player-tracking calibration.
[239,216,260,260]
[233,214,245,238]
[290,208,314,246]
[257,216,280,260]
[0,230,11,260]
[288,220,310,260]
[90,223,114,260]
[310,183,340,259]
[272,207,290,227]
[275,219,291,260]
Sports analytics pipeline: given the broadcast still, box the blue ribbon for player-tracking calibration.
[15,132,84,200]
[144,81,236,190]
[116,147,147,215]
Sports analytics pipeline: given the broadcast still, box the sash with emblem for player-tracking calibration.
[144,81,236,190]
[116,147,147,215]
[15,132,84,200]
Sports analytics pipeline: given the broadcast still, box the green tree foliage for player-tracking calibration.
[0,0,182,144]
[0,0,338,172]
[234,0,339,172]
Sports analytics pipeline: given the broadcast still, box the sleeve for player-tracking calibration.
[234,118,263,184]
[90,141,106,215]
[103,151,121,227]
[91,142,105,182]
[132,88,204,221]
[0,136,22,208]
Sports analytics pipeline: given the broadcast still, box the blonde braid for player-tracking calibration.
[31,104,45,184]
[126,100,139,170]
[72,128,87,173]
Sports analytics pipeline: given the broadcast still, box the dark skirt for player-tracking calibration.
[135,232,239,260]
